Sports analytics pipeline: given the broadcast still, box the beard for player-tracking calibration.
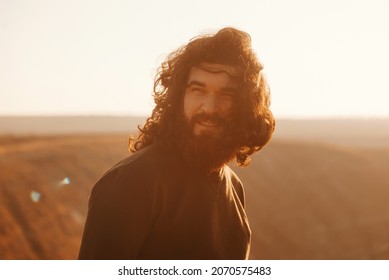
[173,112,240,173]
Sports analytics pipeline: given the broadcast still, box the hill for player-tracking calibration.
[1,132,388,259]
[0,116,146,135]
[235,140,389,259]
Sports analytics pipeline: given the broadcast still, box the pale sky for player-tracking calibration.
[1,0,388,118]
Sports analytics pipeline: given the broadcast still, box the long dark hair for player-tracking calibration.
[129,27,275,166]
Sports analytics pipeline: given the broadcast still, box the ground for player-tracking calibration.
[1,131,388,259]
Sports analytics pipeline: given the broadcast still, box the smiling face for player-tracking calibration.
[183,63,238,138]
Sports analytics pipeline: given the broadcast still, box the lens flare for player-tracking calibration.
[30,191,41,203]
[59,177,71,186]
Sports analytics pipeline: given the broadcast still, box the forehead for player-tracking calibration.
[187,63,238,86]
[195,63,238,77]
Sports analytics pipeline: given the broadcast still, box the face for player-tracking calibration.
[183,63,238,138]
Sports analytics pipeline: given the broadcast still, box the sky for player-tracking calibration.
[1,0,388,118]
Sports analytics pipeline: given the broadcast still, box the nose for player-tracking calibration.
[202,93,219,113]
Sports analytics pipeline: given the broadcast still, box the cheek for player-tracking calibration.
[220,100,234,117]
[183,93,199,119]
[182,94,190,119]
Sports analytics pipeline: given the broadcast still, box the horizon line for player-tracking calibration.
[1,114,389,120]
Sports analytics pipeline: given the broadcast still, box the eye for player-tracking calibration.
[190,87,206,95]
[221,91,235,99]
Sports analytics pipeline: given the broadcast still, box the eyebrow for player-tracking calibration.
[187,80,237,93]
[187,80,206,88]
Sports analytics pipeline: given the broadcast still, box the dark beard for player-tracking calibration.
[173,112,240,173]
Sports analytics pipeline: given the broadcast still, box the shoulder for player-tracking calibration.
[224,165,245,207]
[110,144,162,172]
[104,144,167,183]
[110,144,181,176]
[90,144,181,203]
[89,145,158,204]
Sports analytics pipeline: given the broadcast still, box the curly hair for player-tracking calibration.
[129,27,275,166]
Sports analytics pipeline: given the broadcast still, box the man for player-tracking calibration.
[78,27,275,260]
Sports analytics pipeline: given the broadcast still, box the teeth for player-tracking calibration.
[199,121,218,127]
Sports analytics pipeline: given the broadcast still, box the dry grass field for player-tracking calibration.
[1,118,389,259]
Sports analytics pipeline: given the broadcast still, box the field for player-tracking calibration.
[1,118,389,259]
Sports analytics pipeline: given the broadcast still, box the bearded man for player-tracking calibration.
[78,27,275,260]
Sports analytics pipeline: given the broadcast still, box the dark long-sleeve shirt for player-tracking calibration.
[78,144,251,259]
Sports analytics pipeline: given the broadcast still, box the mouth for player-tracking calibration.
[194,119,224,136]
[197,120,221,127]
[190,113,226,136]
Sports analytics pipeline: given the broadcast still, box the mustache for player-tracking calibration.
[190,113,226,125]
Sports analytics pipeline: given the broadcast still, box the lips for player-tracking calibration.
[198,120,220,127]
[193,113,224,125]
[192,114,225,136]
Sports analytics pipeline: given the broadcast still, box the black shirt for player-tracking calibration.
[78,144,251,259]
